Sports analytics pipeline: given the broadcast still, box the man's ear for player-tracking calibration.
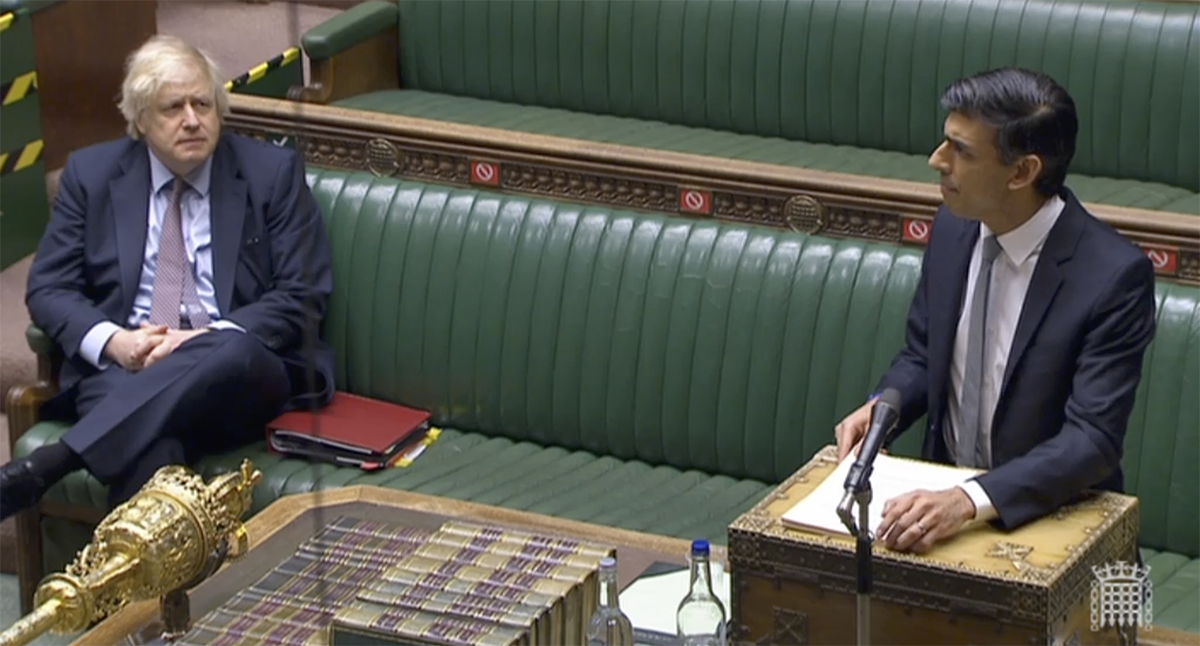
[1008,154,1043,192]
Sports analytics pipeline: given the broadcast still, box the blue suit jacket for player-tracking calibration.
[26,133,335,413]
[877,189,1157,529]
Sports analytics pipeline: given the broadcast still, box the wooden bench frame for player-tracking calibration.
[5,339,81,615]
[226,93,1200,286]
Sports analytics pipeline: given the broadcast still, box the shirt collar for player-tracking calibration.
[148,148,213,198]
[982,194,1065,266]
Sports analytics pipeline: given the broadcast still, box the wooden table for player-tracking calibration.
[70,485,713,645]
[52,482,1200,646]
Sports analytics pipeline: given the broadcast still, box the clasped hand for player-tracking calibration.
[105,322,208,371]
[834,399,976,553]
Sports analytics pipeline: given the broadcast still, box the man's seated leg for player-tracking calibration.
[0,330,291,519]
[105,436,187,510]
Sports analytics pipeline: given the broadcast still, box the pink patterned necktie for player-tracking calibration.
[147,178,210,329]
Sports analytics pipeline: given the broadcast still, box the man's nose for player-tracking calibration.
[182,104,200,128]
[928,142,949,172]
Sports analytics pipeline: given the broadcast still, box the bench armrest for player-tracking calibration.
[293,0,400,104]
[8,323,64,615]
[301,0,397,60]
[7,324,61,450]
[24,323,61,387]
[25,323,54,356]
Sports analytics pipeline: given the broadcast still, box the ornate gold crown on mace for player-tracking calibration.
[0,460,262,646]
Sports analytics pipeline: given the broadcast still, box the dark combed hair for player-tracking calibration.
[940,67,1078,197]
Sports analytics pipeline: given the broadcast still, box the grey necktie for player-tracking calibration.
[957,234,1002,468]
[148,178,211,330]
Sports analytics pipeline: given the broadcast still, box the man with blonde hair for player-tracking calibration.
[0,35,334,518]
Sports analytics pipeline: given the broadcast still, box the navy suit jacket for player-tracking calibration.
[26,133,335,415]
[877,189,1157,530]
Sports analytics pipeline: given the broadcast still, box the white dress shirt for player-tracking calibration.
[79,150,243,369]
[952,195,1065,521]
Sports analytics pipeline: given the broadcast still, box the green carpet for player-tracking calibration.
[0,574,79,645]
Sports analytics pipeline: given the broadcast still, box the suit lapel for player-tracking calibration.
[929,218,978,420]
[209,140,247,315]
[111,146,151,318]
[998,194,1084,401]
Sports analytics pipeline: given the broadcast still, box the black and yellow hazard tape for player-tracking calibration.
[224,47,300,92]
[0,139,43,177]
[0,11,15,34]
[1,71,37,106]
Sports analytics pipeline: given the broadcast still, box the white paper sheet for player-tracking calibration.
[781,453,980,536]
[619,562,731,638]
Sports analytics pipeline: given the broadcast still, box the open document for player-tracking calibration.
[782,453,982,537]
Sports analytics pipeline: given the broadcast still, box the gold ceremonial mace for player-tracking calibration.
[0,460,262,646]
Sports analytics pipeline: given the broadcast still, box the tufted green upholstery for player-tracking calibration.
[15,170,1199,630]
[313,0,1200,214]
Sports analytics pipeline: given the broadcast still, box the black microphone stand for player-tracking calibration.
[836,388,899,646]
[837,479,874,646]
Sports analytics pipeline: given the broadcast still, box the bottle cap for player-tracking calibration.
[600,556,617,568]
[691,539,710,555]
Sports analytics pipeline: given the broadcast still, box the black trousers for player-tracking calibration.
[61,330,290,509]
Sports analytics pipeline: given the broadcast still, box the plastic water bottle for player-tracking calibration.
[676,539,727,646]
[587,556,634,646]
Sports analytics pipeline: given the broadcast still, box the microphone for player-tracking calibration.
[842,388,903,495]
[836,388,903,537]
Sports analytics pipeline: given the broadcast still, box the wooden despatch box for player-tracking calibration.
[728,446,1141,645]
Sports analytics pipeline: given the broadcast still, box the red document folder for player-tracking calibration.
[266,392,432,469]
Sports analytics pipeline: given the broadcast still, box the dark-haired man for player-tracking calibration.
[834,67,1156,553]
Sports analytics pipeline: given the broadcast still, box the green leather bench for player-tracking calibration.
[299,0,1199,216]
[11,169,1198,632]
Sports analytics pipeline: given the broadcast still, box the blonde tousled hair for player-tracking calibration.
[118,35,229,139]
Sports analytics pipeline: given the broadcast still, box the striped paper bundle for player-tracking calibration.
[331,604,530,646]
[174,516,434,646]
[330,522,615,646]
[380,559,569,638]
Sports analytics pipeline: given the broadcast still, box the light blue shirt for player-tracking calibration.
[79,150,242,369]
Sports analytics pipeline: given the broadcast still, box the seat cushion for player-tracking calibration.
[15,421,771,545]
[1140,547,1200,632]
[335,90,1200,215]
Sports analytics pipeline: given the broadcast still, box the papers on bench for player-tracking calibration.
[781,453,981,537]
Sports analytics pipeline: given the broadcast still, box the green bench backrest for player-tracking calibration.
[1125,282,1199,557]
[307,168,921,484]
[396,0,1199,193]
[306,168,1198,557]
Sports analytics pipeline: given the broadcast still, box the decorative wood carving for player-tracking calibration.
[501,163,677,213]
[364,137,402,177]
[771,607,809,645]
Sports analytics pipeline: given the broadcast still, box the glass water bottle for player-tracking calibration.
[587,556,634,646]
[676,539,727,646]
